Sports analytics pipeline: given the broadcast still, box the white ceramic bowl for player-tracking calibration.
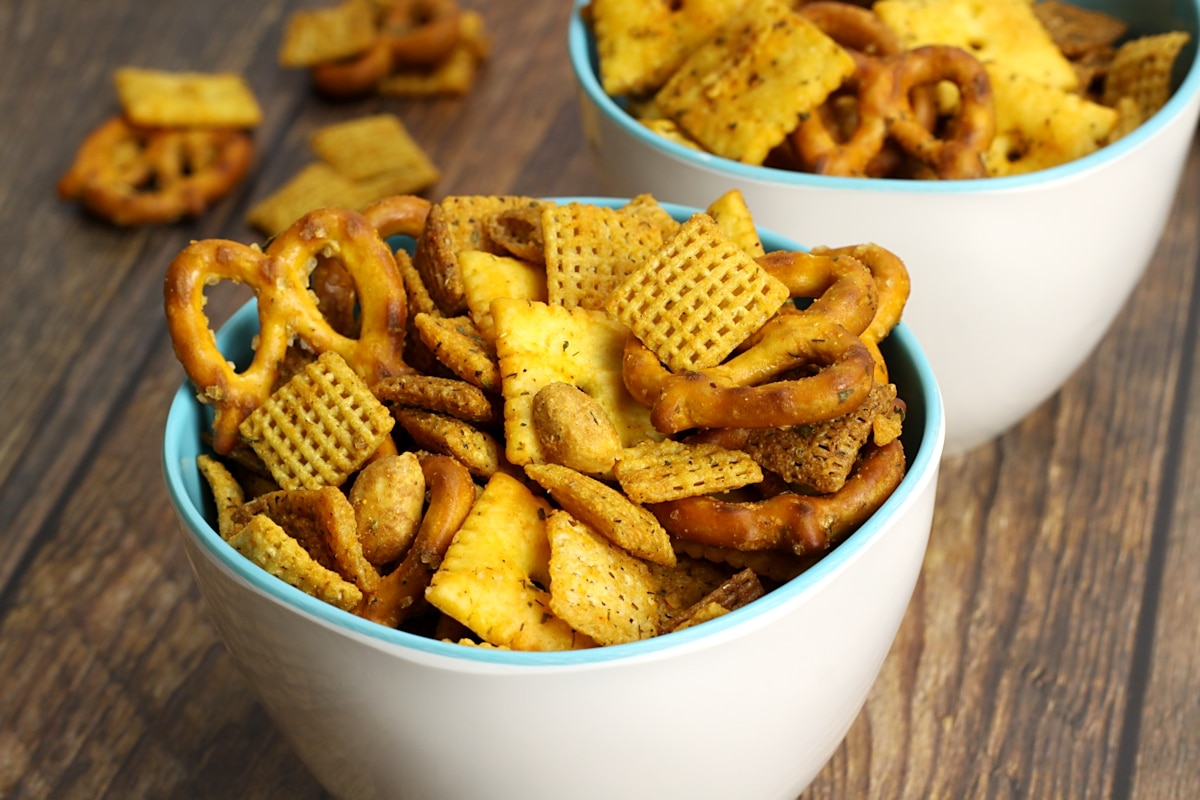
[571,0,1200,456]
[162,201,946,800]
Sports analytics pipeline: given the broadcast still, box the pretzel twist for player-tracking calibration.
[58,116,252,225]
[164,207,411,454]
[648,439,906,555]
[311,36,394,99]
[884,45,995,179]
[381,0,462,67]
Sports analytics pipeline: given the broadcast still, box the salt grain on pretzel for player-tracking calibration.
[164,206,411,454]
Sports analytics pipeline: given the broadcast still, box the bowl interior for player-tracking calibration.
[569,0,1200,191]
[162,198,946,667]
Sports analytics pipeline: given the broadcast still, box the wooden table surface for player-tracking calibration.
[2,1,1198,797]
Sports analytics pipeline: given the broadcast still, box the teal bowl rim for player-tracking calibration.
[568,0,1200,192]
[162,198,946,667]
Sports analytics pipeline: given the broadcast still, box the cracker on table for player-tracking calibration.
[309,113,440,186]
[524,462,676,567]
[245,163,365,237]
[491,298,659,466]
[238,351,395,491]
[654,0,855,165]
[545,510,661,645]
[279,0,378,68]
[114,67,263,128]
[426,471,594,650]
[605,213,790,373]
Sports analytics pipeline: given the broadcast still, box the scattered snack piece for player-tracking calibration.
[545,511,662,645]
[239,351,396,491]
[606,213,790,373]
[58,116,254,226]
[114,66,263,128]
[425,472,593,650]
[229,514,364,611]
[280,0,377,67]
[524,462,676,567]
[247,114,439,237]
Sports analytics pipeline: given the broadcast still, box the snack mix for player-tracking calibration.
[585,0,1190,178]
[166,191,914,650]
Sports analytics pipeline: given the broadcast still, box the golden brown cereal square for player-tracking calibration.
[524,462,676,566]
[426,471,593,650]
[589,0,745,97]
[614,439,763,504]
[310,113,441,185]
[1102,32,1191,122]
[238,351,395,491]
[605,213,790,373]
[245,162,365,236]
[661,568,764,632]
[491,298,659,466]
[391,406,504,478]
[412,312,502,392]
[654,0,855,165]
[229,514,364,611]
[541,199,679,310]
[372,373,497,425]
[278,0,378,67]
[545,510,661,645]
[114,67,263,128]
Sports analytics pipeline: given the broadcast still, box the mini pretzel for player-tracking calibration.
[164,207,411,455]
[791,3,934,178]
[883,45,995,180]
[311,36,394,99]
[380,0,462,67]
[58,115,252,225]
[359,453,476,628]
[647,439,906,556]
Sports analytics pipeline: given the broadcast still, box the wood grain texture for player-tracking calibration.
[1,1,1197,798]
